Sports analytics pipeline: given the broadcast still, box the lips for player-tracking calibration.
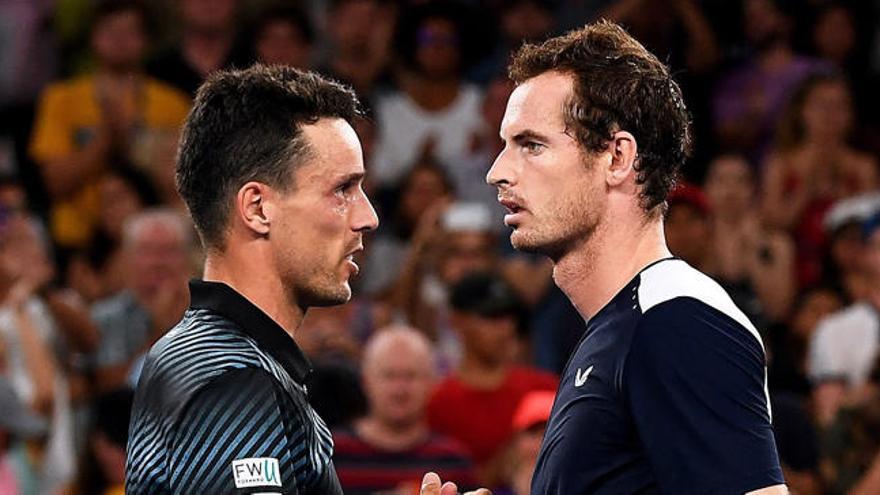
[498,197,525,214]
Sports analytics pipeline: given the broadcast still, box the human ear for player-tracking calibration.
[236,182,271,236]
[606,131,637,187]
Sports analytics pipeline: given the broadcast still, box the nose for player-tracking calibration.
[486,147,513,188]
[354,189,380,232]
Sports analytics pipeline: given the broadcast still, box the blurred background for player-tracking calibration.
[1,0,880,493]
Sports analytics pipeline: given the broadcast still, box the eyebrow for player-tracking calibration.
[333,171,365,185]
[505,130,552,145]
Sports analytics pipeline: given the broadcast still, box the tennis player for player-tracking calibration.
[126,65,377,494]
[423,21,786,495]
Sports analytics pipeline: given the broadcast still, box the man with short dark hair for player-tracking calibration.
[423,20,786,495]
[126,64,378,494]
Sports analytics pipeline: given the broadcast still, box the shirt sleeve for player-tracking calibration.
[623,299,785,494]
[168,366,342,495]
[29,83,74,163]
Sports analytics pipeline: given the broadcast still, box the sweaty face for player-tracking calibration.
[487,72,606,260]
[270,119,378,308]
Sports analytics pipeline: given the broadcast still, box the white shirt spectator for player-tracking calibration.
[372,84,483,187]
[808,302,880,387]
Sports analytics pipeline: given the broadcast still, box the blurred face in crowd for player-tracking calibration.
[488,72,606,261]
[865,229,880,282]
[99,174,145,241]
[801,80,852,145]
[665,203,711,266]
[744,0,791,48]
[439,231,496,285]
[91,9,147,71]
[791,288,841,340]
[269,119,378,307]
[400,165,450,228]
[330,0,379,55]
[830,223,865,274]
[126,218,189,299]
[0,218,51,289]
[814,6,856,65]
[362,329,435,428]
[415,18,461,79]
[180,0,236,33]
[502,1,553,43]
[256,19,312,68]
[704,155,754,220]
[453,311,518,368]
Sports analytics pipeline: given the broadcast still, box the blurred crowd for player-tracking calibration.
[1,0,880,493]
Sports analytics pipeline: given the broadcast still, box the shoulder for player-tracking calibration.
[637,259,764,348]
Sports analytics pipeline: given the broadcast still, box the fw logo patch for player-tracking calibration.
[232,457,282,488]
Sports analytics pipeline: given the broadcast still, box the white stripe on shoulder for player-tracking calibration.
[637,259,764,350]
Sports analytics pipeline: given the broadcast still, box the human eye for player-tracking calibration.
[522,141,545,155]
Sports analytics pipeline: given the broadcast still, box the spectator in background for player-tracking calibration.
[334,326,475,495]
[808,212,880,427]
[428,272,557,486]
[821,193,880,303]
[391,202,498,359]
[821,355,880,494]
[253,4,315,69]
[29,1,190,251]
[602,0,719,74]
[762,73,878,288]
[91,210,191,392]
[768,285,843,398]
[468,0,555,84]
[704,154,795,322]
[148,0,249,96]
[76,389,133,495]
[319,0,395,98]
[0,374,48,495]
[360,160,454,297]
[499,390,554,495]
[0,217,80,494]
[372,1,484,189]
[712,0,827,157]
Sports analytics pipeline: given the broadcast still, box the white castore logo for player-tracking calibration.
[232,457,281,488]
[575,365,594,387]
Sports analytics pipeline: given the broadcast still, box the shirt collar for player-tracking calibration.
[188,280,312,383]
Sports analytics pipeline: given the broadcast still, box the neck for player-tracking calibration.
[553,212,670,320]
[203,247,304,336]
[96,66,140,79]
[356,416,428,451]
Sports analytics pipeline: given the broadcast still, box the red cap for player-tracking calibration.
[512,390,556,432]
[668,182,711,216]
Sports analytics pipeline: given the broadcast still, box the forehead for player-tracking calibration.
[296,118,363,181]
[501,71,574,137]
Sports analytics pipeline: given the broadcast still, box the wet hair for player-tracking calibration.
[508,20,692,213]
[176,64,362,249]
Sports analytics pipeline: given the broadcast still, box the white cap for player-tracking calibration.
[441,202,493,233]
[824,192,880,232]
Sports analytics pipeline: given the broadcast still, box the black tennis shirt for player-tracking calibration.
[126,280,342,494]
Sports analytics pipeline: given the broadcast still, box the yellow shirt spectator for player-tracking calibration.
[30,75,190,248]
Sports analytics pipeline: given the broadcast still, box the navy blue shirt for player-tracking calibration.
[531,259,784,494]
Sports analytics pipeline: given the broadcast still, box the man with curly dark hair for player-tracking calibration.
[422,20,786,495]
